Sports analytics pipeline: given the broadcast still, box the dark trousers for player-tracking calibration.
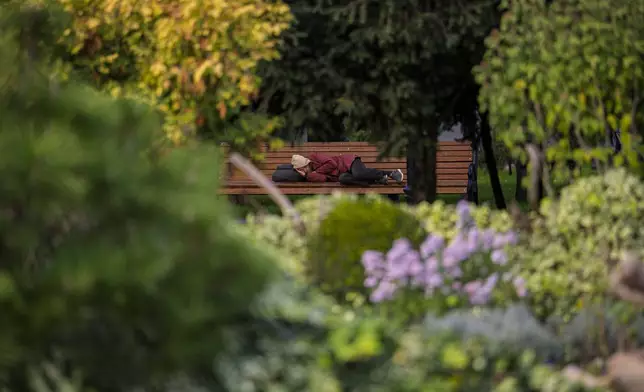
[338,157,388,186]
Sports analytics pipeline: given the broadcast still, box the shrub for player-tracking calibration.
[381,323,605,392]
[307,197,426,300]
[213,277,341,392]
[242,213,308,276]
[413,200,514,239]
[241,193,350,278]
[513,168,644,319]
[360,201,525,321]
[212,276,602,392]
[423,305,563,361]
[0,9,273,389]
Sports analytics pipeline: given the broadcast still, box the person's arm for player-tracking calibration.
[305,153,334,182]
[305,171,328,182]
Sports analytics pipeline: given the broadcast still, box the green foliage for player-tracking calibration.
[55,0,291,152]
[477,0,644,179]
[424,305,563,360]
[242,213,307,276]
[308,197,426,300]
[6,1,644,391]
[213,278,342,392]
[211,278,605,392]
[359,207,526,324]
[244,197,520,322]
[373,322,605,392]
[257,0,500,201]
[0,9,274,389]
[241,194,352,278]
[513,168,644,319]
[262,0,499,143]
[413,200,514,239]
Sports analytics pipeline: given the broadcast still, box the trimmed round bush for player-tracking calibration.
[307,197,426,300]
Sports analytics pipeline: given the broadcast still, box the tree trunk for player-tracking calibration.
[406,123,437,204]
[423,123,438,203]
[479,112,506,209]
[406,134,424,204]
[515,161,528,202]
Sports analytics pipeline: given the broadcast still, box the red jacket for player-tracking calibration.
[306,153,356,182]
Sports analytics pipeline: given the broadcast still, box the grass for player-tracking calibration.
[227,168,521,218]
[477,169,519,206]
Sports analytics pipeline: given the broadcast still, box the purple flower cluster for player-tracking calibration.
[361,201,527,305]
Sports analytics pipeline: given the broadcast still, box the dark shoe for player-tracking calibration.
[389,169,404,184]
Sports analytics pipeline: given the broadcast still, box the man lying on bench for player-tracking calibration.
[291,153,404,186]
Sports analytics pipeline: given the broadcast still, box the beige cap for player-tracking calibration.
[291,154,311,169]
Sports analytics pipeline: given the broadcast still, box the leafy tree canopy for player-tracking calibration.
[56,0,292,154]
[257,0,500,201]
[477,0,644,182]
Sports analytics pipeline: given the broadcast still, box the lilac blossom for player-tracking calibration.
[370,280,397,302]
[491,249,508,265]
[456,200,474,230]
[361,201,527,306]
[420,234,444,258]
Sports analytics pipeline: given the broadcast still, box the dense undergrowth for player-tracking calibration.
[240,168,644,391]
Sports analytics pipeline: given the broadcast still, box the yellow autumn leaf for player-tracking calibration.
[607,114,618,130]
[86,17,100,30]
[441,343,469,370]
[193,60,212,84]
[58,0,292,147]
[513,79,526,90]
[620,114,632,130]
[578,93,586,108]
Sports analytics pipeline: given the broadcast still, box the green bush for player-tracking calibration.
[413,200,514,239]
[513,168,644,320]
[384,326,604,392]
[242,193,390,281]
[242,213,308,276]
[211,277,603,392]
[307,197,426,300]
[0,9,273,389]
[241,193,351,278]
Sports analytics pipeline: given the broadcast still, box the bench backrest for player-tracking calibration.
[222,141,472,194]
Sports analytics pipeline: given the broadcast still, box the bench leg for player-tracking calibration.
[229,195,248,205]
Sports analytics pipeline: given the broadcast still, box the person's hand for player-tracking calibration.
[296,168,306,177]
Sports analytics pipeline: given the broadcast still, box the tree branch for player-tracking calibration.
[228,153,305,233]
[526,143,552,209]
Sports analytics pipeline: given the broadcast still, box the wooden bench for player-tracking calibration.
[221,141,473,196]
